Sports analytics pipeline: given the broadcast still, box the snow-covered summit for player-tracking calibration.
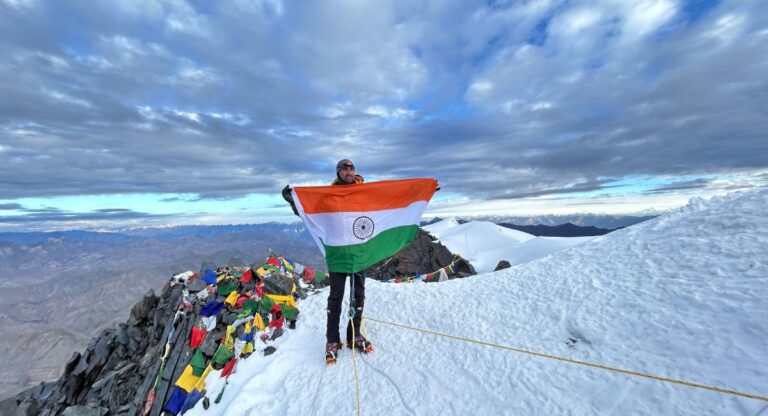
[188,189,768,416]
[421,216,460,234]
[423,218,593,273]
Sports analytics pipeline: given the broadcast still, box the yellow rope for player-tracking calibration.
[349,316,361,416]
[367,317,768,403]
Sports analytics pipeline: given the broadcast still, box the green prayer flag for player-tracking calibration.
[314,272,329,283]
[190,349,206,376]
[260,296,274,313]
[243,299,259,315]
[217,283,238,297]
[281,304,299,320]
[212,345,234,366]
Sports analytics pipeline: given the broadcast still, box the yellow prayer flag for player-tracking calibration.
[175,365,201,393]
[224,290,239,306]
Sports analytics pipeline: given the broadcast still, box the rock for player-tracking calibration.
[60,405,108,416]
[70,351,89,378]
[270,328,283,340]
[200,331,221,356]
[63,352,81,378]
[14,397,39,416]
[364,229,475,280]
[186,276,207,292]
[494,260,511,271]
[221,310,239,325]
[453,257,476,276]
[115,324,129,346]
[90,330,115,371]
[264,276,293,295]
[116,404,136,415]
[128,290,157,325]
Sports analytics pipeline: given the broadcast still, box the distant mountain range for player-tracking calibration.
[421,217,642,237]
[423,214,656,230]
[497,222,616,237]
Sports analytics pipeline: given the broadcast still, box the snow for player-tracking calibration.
[186,189,768,416]
[423,218,594,273]
[421,217,460,234]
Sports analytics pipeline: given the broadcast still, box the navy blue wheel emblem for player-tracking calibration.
[353,216,374,239]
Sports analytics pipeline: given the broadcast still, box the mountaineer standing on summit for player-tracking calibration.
[282,159,373,363]
[283,160,438,364]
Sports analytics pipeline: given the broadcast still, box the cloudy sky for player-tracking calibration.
[1,0,766,231]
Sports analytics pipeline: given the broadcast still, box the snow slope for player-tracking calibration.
[423,219,594,273]
[187,189,768,416]
[421,217,460,234]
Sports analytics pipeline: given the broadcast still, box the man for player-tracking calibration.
[331,158,364,185]
[282,159,373,363]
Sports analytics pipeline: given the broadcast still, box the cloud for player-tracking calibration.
[0,208,174,224]
[646,179,714,194]
[0,0,765,215]
[0,203,24,210]
[487,179,619,200]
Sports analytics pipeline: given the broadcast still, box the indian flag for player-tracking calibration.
[291,178,437,273]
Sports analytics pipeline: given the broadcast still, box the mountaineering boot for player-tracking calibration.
[325,342,341,365]
[347,335,373,354]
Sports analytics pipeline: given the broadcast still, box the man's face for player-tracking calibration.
[339,166,356,183]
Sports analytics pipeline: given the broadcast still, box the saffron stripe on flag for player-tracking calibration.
[294,178,437,214]
[324,225,419,272]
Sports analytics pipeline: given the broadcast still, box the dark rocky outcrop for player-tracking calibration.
[364,229,475,280]
[494,260,511,271]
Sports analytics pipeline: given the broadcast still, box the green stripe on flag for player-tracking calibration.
[324,225,419,273]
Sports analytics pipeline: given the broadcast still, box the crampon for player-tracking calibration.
[325,342,341,365]
[347,336,373,354]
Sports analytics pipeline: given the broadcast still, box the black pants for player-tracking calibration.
[326,271,365,343]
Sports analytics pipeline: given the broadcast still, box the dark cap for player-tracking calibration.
[336,159,355,172]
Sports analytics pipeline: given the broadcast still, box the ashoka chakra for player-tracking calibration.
[352,216,375,239]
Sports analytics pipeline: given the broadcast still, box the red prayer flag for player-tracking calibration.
[190,327,206,349]
[221,358,237,377]
[268,315,285,330]
[239,269,252,283]
[269,303,282,314]
[302,267,315,283]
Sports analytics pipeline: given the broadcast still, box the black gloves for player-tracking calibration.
[282,185,299,216]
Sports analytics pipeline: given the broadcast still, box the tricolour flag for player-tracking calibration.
[291,178,437,273]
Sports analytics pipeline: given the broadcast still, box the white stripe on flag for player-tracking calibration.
[299,199,427,248]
